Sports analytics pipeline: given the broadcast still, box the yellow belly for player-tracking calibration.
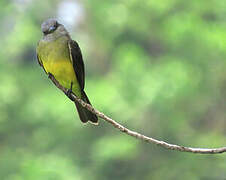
[43,59,81,97]
[43,60,74,85]
[37,36,81,97]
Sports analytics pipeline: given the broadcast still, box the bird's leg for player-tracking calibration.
[48,72,53,79]
[66,82,74,101]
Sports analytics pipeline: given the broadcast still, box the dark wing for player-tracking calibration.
[68,40,85,90]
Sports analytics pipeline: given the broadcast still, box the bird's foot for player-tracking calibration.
[66,89,74,101]
[48,73,53,79]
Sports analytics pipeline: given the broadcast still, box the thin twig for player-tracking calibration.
[48,74,226,154]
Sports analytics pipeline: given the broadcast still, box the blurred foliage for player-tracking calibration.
[0,0,226,179]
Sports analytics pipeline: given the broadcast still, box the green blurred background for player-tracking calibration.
[0,0,226,179]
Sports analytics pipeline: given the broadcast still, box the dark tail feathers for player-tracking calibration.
[75,90,98,125]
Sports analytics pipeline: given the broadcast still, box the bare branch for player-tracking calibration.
[48,74,226,154]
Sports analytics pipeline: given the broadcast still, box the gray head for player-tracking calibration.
[41,19,59,34]
[41,19,69,38]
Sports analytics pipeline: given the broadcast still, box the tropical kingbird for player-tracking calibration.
[36,19,98,125]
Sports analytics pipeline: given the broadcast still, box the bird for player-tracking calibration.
[36,18,98,125]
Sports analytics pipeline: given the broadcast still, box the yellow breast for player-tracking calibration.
[42,59,76,86]
[37,36,81,96]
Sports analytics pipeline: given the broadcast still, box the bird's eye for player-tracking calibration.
[49,25,56,32]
